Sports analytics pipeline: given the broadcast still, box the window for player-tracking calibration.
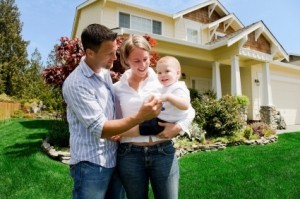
[119,12,162,35]
[152,20,162,35]
[119,12,130,28]
[131,15,152,33]
[187,28,198,43]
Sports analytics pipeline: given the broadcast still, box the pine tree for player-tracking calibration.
[0,0,29,96]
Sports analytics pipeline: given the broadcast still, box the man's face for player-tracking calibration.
[88,40,118,71]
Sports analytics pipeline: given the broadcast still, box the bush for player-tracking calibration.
[243,126,253,139]
[192,95,244,138]
[48,120,69,147]
[0,93,17,102]
[250,122,276,137]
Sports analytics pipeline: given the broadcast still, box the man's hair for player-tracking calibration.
[120,35,151,69]
[81,24,117,52]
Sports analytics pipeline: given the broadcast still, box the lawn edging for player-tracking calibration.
[175,135,278,158]
[41,135,278,164]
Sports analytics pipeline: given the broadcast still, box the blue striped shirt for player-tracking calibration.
[62,58,118,168]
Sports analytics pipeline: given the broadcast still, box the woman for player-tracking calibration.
[114,35,194,199]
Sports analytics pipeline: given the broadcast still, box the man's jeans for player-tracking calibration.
[70,161,125,199]
[117,141,179,199]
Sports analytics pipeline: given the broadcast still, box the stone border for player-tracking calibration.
[175,135,278,158]
[42,135,278,164]
[41,137,70,164]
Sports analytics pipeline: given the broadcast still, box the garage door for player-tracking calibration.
[271,78,300,125]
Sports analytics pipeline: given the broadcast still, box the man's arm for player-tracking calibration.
[101,96,162,138]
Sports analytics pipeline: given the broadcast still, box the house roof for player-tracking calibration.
[72,0,289,61]
[206,20,289,61]
[173,0,228,18]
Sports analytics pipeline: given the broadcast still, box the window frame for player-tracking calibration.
[118,12,162,35]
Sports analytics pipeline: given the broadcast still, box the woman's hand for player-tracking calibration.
[157,122,181,139]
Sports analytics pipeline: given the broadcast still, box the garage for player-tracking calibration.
[271,77,300,125]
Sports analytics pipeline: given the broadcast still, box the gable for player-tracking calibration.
[183,6,222,24]
[244,32,271,54]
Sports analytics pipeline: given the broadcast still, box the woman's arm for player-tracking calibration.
[157,106,195,139]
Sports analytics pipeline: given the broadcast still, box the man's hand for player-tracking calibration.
[157,122,181,139]
[136,96,162,122]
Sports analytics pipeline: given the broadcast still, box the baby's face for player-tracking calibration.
[156,63,179,87]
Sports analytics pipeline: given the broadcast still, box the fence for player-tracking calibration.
[0,102,21,119]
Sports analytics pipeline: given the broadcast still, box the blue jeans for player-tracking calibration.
[117,141,179,199]
[70,161,125,199]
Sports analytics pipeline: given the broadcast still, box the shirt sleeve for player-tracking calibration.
[176,106,195,136]
[63,81,106,139]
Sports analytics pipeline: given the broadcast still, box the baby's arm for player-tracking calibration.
[161,93,190,110]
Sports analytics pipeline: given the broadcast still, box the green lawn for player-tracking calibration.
[0,119,299,199]
[0,119,72,199]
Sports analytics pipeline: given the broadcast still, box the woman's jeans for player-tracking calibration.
[70,161,125,199]
[117,140,179,199]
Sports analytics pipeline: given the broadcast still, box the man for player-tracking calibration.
[62,24,162,199]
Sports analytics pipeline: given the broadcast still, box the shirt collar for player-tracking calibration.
[79,56,96,78]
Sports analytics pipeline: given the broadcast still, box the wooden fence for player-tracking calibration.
[0,102,21,119]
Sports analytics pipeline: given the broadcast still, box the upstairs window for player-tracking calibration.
[119,12,130,28]
[119,12,162,35]
[152,20,162,35]
[187,28,198,43]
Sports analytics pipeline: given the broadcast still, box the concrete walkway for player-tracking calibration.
[276,125,300,134]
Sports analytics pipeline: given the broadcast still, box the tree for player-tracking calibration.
[0,0,29,96]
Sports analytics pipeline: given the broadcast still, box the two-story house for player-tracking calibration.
[71,0,300,126]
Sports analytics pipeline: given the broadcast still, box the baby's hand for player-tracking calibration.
[160,94,168,102]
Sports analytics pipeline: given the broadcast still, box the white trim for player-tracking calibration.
[208,3,217,18]
[239,48,273,62]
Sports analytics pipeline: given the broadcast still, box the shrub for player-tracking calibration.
[236,95,250,108]
[48,120,69,147]
[250,122,276,137]
[243,126,253,139]
[192,95,244,138]
[0,93,16,102]
[188,122,206,143]
[11,110,24,118]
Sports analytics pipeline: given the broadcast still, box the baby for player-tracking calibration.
[139,56,191,135]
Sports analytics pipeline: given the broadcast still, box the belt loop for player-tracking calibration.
[157,143,163,153]
[128,144,132,152]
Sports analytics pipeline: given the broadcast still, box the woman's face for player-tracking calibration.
[127,47,150,79]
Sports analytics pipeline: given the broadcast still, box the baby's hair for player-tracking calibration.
[156,56,181,76]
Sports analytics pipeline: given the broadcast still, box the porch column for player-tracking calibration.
[261,62,273,106]
[212,61,222,99]
[259,62,277,129]
[230,55,242,96]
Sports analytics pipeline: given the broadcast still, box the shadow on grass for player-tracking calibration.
[19,119,56,131]
[3,120,57,158]
[4,141,43,157]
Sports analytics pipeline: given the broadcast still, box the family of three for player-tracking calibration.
[62,23,195,199]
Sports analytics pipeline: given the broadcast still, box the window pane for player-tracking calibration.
[187,29,198,43]
[131,15,152,33]
[119,12,130,28]
[152,20,162,35]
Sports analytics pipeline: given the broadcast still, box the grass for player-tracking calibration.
[0,119,299,199]
[179,132,300,198]
[0,119,72,199]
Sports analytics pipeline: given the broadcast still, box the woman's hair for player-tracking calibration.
[120,35,151,69]
[81,23,117,52]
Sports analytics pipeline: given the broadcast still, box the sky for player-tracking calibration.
[15,0,300,65]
